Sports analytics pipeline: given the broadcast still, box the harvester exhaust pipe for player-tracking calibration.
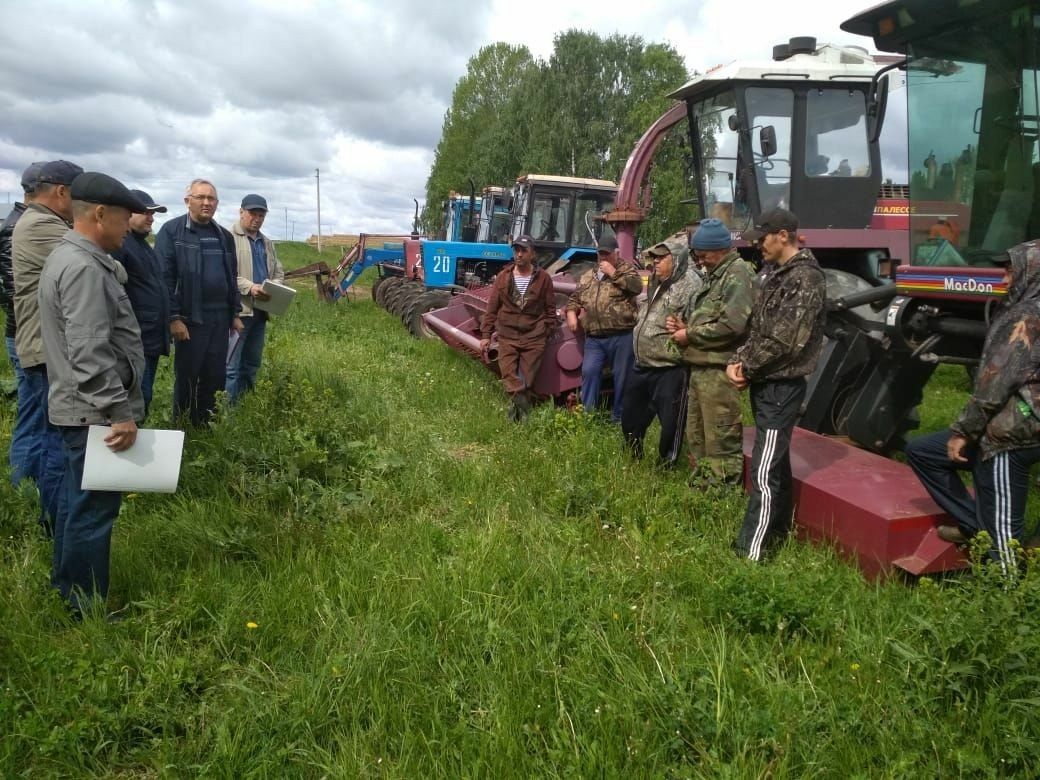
[412,198,420,238]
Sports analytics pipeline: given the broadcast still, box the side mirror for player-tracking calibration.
[760,125,777,158]
[727,114,740,132]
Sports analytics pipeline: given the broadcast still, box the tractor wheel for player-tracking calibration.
[390,283,417,319]
[371,274,387,302]
[384,280,409,313]
[408,290,452,339]
[399,286,423,324]
[376,276,402,308]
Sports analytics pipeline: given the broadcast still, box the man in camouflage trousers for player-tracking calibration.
[726,209,825,561]
[906,242,1040,575]
[622,236,702,466]
[565,234,642,422]
[667,218,755,485]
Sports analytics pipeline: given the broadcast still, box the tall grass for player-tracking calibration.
[1,243,1039,776]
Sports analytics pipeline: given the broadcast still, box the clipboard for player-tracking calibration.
[81,426,185,493]
[253,279,296,316]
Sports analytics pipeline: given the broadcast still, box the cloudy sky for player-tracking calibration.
[0,0,890,240]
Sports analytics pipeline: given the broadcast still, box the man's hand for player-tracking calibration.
[726,362,748,389]
[232,317,245,334]
[479,338,491,357]
[947,434,969,463]
[598,260,616,279]
[250,283,271,301]
[171,320,190,341]
[104,420,138,452]
[565,312,580,332]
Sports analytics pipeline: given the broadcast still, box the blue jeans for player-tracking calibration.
[226,314,267,403]
[141,354,160,418]
[19,365,64,532]
[580,332,634,422]
[6,336,32,485]
[53,426,123,614]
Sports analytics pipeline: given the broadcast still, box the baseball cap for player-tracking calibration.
[511,234,535,249]
[70,172,148,213]
[741,208,799,242]
[36,160,84,187]
[646,237,686,258]
[20,161,46,193]
[241,194,268,211]
[129,189,167,213]
[597,234,618,252]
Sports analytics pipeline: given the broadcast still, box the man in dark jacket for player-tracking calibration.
[726,209,825,561]
[564,234,642,422]
[111,189,169,417]
[479,235,557,422]
[155,178,243,426]
[907,242,1040,574]
[1,162,43,483]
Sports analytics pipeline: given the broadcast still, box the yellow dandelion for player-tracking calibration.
[246,621,259,630]
[850,662,860,671]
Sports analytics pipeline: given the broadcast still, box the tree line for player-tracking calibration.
[423,32,695,245]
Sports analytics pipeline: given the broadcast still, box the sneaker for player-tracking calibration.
[937,525,968,545]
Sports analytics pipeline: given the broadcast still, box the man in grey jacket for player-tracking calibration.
[38,172,147,617]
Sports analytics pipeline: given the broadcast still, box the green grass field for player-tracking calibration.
[2,242,1040,776]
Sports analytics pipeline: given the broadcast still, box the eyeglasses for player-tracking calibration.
[189,194,218,203]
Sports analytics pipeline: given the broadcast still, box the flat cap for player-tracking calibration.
[70,172,148,213]
[20,161,46,192]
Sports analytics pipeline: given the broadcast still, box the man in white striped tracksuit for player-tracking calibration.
[907,241,1040,575]
[725,209,826,561]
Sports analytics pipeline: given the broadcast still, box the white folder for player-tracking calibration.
[81,426,185,493]
[252,279,296,316]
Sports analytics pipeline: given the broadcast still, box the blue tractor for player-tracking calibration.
[382,174,619,338]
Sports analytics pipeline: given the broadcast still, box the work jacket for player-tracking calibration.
[952,240,1040,460]
[230,221,285,318]
[632,247,702,368]
[565,260,642,336]
[12,203,71,368]
[732,248,825,382]
[38,230,145,425]
[155,214,241,327]
[0,202,26,339]
[681,250,755,367]
[481,263,557,344]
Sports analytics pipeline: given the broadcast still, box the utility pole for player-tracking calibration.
[284,207,288,241]
[315,168,322,253]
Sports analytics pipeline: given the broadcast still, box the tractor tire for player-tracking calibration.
[383,280,409,313]
[370,274,387,302]
[407,290,452,339]
[388,282,416,319]
[398,287,423,325]
[376,276,402,308]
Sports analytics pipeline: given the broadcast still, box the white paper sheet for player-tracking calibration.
[252,279,297,316]
[81,426,185,493]
[227,329,242,366]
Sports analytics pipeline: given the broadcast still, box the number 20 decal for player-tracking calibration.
[431,255,450,273]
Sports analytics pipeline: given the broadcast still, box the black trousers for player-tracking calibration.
[173,314,231,426]
[906,429,1040,573]
[621,364,689,466]
[736,378,805,560]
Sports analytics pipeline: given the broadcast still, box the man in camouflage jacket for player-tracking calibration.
[726,209,825,561]
[907,241,1040,573]
[565,234,642,422]
[622,236,702,466]
[668,218,755,485]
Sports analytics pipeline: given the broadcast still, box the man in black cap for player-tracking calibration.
[155,179,242,426]
[38,171,147,617]
[726,208,825,561]
[11,159,83,532]
[111,190,170,417]
[479,234,558,421]
[226,193,284,403]
[1,161,44,484]
[564,234,642,421]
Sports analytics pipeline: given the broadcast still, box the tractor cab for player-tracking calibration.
[668,39,904,272]
[442,191,481,242]
[476,186,511,244]
[844,0,1040,274]
[508,174,618,256]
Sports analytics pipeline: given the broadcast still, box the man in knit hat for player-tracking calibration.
[668,218,755,485]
